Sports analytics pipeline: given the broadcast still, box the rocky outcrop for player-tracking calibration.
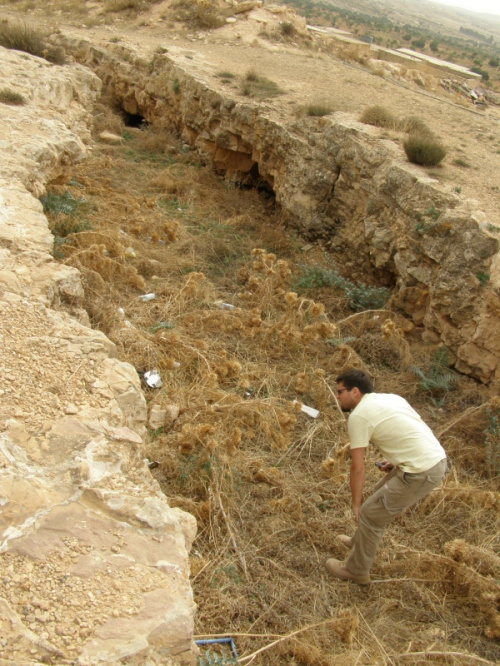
[53,32,500,384]
[0,47,197,665]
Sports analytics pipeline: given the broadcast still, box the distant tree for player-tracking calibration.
[412,37,426,49]
[471,66,490,81]
[489,56,499,67]
[430,40,439,53]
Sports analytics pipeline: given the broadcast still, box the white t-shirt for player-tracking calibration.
[348,393,446,473]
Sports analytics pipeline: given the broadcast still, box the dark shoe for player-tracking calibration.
[325,558,370,585]
[337,534,353,549]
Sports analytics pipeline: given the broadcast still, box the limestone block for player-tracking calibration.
[148,403,180,429]
[149,404,168,429]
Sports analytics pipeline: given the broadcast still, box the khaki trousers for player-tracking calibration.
[346,458,447,576]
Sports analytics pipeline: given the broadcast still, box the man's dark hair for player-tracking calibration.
[336,369,374,394]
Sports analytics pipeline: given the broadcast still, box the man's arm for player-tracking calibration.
[350,447,366,523]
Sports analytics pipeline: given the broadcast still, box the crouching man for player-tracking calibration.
[326,369,447,585]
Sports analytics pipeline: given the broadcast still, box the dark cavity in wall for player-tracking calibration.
[122,111,146,128]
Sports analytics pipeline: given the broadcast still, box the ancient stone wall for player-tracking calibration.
[56,34,500,385]
[0,46,197,665]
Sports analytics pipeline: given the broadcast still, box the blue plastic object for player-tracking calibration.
[195,637,238,659]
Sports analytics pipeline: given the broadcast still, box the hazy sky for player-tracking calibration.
[426,0,500,16]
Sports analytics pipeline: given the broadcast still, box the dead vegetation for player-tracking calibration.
[40,100,500,665]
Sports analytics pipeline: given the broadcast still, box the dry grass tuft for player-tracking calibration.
[0,21,65,63]
[360,105,397,129]
[0,88,26,105]
[404,133,447,167]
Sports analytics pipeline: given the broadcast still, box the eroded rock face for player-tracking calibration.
[0,47,197,665]
[54,32,500,384]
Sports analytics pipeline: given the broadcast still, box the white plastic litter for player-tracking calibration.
[141,293,156,302]
[144,370,163,389]
[216,302,236,310]
[293,400,319,418]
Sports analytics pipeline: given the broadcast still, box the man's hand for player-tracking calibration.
[379,460,393,473]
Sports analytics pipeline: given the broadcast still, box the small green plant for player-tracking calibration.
[0,22,65,64]
[240,70,284,100]
[216,71,236,80]
[476,271,490,284]
[415,221,429,236]
[172,78,181,94]
[360,105,396,129]
[484,409,500,477]
[470,66,489,81]
[411,347,457,402]
[453,157,471,168]
[0,88,25,105]
[403,134,446,167]
[293,264,391,311]
[425,206,442,221]
[149,320,175,333]
[454,186,462,193]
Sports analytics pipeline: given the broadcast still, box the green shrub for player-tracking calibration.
[0,88,25,105]
[411,347,457,402]
[0,22,65,64]
[403,134,446,167]
[470,66,489,81]
[173,78,181,94]
[40,190,93,241]
[240,70,284,100]
[360,105,396,129]
[293,264,391,312]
